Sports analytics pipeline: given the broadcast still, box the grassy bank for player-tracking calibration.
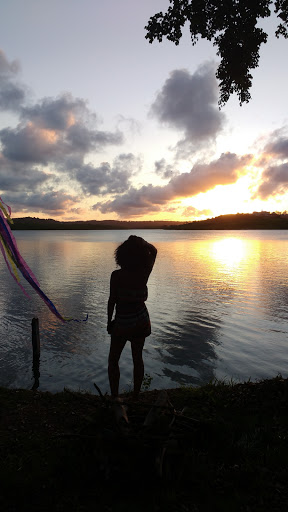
[1,377,288,511]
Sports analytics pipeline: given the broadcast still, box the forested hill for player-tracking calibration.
[11,217,182,230]
[165,212,288,230]
[9,212,288,230]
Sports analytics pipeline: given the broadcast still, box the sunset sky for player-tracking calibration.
[0,0,287,222]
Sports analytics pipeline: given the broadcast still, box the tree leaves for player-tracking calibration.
[145,0,288,106]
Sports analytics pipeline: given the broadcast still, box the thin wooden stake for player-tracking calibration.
[32,317,40,358]
[31,317,40,390]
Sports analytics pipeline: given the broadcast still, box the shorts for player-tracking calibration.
[112,304,151,340]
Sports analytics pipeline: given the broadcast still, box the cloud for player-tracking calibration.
[92,186,164,217]
[21,95,92,131]
[95,152,252,216]
[116,115,141,136]
[0,86,125,215]
[0,124,59,164]
[0,93,123,166]
[0,154,50,191]
[181,206,212,219]
[264,129,288,159]
[0,48,264,220]
[66,123,122,154]
[256,163,288,199]
[150,63,226,156]
[168,152,251,196]
[21,94,123,155]
[0,49,27,111]
[0,49,136,218]
[75,153,141,196]
[7,189,78,215]
[154,158,179,179]
[253,128,288,199]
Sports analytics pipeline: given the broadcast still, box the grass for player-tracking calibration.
[1,376,288,511]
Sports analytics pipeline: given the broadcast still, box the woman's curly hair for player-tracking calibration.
[114,236,151,270]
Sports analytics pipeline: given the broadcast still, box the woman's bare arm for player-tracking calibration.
[145,241,157,273]
[107,271,117,331]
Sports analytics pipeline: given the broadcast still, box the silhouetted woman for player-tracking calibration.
[107,235,157,399]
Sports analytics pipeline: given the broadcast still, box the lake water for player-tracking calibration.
[1,229,288,394]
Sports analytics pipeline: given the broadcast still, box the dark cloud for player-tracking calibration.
[21,95,122,154]
[95,152,251,217]
[150,63,226,156]
[92,181,173,216]
[0,124,57,164]
[0,168,49,192]
[0,50,126,216]
[75,153,141,196]
[256,163,288,199]
[264,129,288,159]
[0,154,50,191]
[0,50,20,74]
[21,94,92,130]
[66,123,123,154]
[252,128,288,199]
[155,158,178,179]
[21,94,123,150]
[0,49,27,111]
[7,190,78,215]
[0,94,123,166]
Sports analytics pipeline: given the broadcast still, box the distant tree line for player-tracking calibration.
[11,217,182,230]
[166,212,288,229]
[10,213,288,230]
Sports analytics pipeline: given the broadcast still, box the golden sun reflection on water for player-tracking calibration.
[211,238,246,269]
[2,230,288,392]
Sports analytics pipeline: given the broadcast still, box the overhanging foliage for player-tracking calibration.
[145,0,288,106]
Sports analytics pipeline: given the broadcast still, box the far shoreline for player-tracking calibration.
[10,211,288,230]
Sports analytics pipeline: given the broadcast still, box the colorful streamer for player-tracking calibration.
[0,197,88,322]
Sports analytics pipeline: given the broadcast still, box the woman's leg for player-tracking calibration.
[130,337,145,399]
[108,335,127,398]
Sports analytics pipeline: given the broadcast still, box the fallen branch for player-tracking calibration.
[93,383,109,407]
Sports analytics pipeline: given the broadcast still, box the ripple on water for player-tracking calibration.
[1,230,288,391]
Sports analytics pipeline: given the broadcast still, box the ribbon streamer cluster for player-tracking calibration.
[0,197,87,323]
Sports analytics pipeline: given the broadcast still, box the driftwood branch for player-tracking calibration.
[93,383,109,407]
[111,397,131,436]
[55,390,200,480]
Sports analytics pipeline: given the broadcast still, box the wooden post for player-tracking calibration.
[31,317,40,390]
[32,317,40,358]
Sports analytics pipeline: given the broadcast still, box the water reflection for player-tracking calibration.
[147,238,247,386]
[1,230,288,392]
[211,237,246,269]
[154,310,221,386]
